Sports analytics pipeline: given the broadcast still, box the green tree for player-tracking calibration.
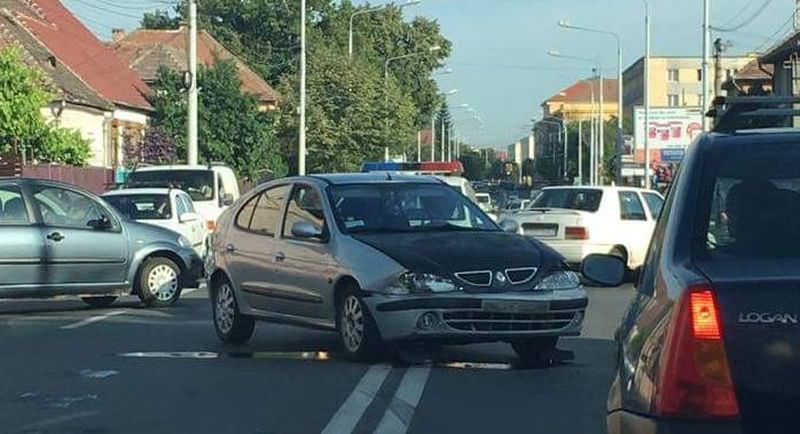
[141,10,180,30]
[0,46,90,165]
[150,62,287,180]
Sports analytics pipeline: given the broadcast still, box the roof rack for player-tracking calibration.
[711,95,800,133]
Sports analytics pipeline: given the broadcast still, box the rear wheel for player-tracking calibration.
[81,296,117,308]
[212,278,254,344]
[511,337,561,367]
[337,286,383,361]
[137,257,182,307]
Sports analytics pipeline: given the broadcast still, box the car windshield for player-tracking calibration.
[531,188,603,212]
[127,170,214,202]
[698,142,800,260]
[104,194,172,221]
[329,183,498,234]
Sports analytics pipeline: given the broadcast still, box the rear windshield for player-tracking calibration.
[531,188,603,212]
[127,170,214,202]
[105,194,172,221]
[697,142,800,260]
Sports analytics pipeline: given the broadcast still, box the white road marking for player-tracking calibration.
[119,351,219,359]
[321,364,392,434]
[373,366,432,434]
[182,287,200,295]
[60,310,126,330]
[10,411,99,433]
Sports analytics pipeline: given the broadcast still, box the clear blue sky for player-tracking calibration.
[66,0,794,149]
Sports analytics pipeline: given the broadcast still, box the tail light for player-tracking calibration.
[654,285,739,419]
[206,220,217,231]
[565,226,589,240]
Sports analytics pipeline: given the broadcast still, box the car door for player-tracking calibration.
[31,184,129,292]
[0,182,46,296]
[617,190,652,267]
[269,183,336,321]
[177,192,206,254]
[224,184,290,313]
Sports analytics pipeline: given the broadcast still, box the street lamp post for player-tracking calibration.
[349,0,421,59]
[299,0,307,175]
[558,21,622,185]
[643,0,652,189]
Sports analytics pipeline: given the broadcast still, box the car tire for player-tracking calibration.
[212,278,255,344]
[511,337,560,367]
[137,257,183,307]
[337,285,383,361]
[81,296,117,308]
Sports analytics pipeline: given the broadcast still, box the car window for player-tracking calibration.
[283,185,327,242]
[0,185,30,225]
[180,194,196,214]
[642,192,664,219]
[619,191,647,221]
[698,143,800,260]
[175,194,188,217]
[329,183,497,234]
[249,185,290,236]
[34,186,110,229]
[531,188,603,212]
[105,194,172,221]
[235,194,259,230]
[127,170,214,202]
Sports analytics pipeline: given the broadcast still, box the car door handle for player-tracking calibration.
[46,232,65,242]
[225,244,236,253]
[274,252,286,263]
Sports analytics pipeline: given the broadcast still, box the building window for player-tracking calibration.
[667,69,679,82]
[667,94,679,107]
[697,69,703,81]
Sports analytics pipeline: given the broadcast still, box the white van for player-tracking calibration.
[126,164,240,231]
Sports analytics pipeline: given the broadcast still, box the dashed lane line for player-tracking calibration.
[60,310,126,330]
[321,364,392,434]
[373,366,432,434]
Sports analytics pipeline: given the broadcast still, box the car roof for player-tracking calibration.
[102,188,174,196]
[309,172,444,185]
[131,165,213,172]
[540,185,655,193]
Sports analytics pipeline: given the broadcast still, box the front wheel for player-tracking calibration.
[212,279,255,344]
[137,257,182,307]
[337,287,383,361]
[81,296,117,308]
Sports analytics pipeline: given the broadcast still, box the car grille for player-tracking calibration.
[442,310,576,332]
[454,271,492,287]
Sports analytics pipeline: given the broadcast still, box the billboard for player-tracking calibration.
[634,107,703,152]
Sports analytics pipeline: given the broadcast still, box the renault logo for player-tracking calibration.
[494,271,507,284]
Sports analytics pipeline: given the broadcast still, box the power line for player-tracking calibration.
[754,13,794,52]
[712,0,774,33]
[88,0,178,12]
[64,0,149,20]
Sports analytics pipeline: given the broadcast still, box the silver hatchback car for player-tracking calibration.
[207,173,622,362]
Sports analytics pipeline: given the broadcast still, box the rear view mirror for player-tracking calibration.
[291,221,323,239]
[87,215,112,231]
[498,219,519,233]
[179,212,200,223]
[221,193,234,207]
[581,254,625,287]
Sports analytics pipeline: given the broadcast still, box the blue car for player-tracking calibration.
[0,178,202,307]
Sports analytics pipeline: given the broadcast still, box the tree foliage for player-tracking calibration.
[141,9,180,30]
[150,62,287,180]
[0,46,90,165]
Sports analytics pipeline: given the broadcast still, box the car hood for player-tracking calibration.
[125,220,182,244]
[351,231,563,275]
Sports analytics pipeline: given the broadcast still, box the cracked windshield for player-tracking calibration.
[1,0,797,433]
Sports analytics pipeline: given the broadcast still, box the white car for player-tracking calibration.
[126,164,240,232]
[475,192,493,211]
[503,186,664,270]
[102,188,209,257]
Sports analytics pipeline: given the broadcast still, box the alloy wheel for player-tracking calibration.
[341,295,365,353]
[215,283,235,335]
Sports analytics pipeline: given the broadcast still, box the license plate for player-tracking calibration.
[482,300,549,314]
[524,228,557,237]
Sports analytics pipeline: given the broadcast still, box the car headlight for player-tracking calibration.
[383,273,460,295]
[177,235,192,249]
[534,271,581,291]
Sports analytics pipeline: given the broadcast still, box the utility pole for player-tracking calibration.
[578,119,583,185]
[795,0,800,30]
[702,0,711,131]
[713,38,729,98]
[431,116,436,161]
[187,0,198,166]
[598,69,605,185]
[299,0,307,175]
[417,130,422,162]
[643,1,651,189]
[590,81,596,186]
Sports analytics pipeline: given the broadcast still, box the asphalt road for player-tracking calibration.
[0,284,635,434]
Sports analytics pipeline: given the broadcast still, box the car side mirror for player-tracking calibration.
[220,193,234,207]
[291,221,323,239]
[581,254,626,287]
[179,212,200,223]
[87,215,112,231]
[498,219,519,233]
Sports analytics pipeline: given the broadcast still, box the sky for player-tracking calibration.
[65,0,794,149]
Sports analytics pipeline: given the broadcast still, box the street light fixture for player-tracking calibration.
[548,50,604,185]
[558,20,623,185]
[349,0,422,59]
[431,89,458,162]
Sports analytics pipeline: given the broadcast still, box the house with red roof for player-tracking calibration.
[111,27,279,112]
[0,0,153,168]
[541,77,619,122]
